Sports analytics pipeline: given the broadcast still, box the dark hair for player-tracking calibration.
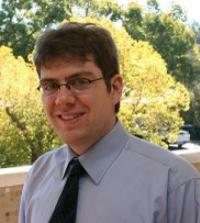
[33,22,120,112]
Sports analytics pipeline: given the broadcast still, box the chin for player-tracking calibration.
[58,131,82,145]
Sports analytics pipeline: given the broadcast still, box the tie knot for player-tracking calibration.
[67,158,85,177]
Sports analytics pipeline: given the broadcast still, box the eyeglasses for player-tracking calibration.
[37,77,104,96]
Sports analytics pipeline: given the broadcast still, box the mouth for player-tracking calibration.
[58,112,85,122]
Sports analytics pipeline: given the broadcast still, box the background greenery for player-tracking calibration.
[0,0,200,167]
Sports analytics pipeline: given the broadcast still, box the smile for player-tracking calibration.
[58,113,85,121]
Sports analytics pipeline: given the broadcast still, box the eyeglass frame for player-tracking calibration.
[37,76,104,96]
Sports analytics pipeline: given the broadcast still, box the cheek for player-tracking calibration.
[42,97,52,115]
[77,93,95,108]
[91,94,113,114]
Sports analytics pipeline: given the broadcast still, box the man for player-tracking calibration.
[19,22,200,223]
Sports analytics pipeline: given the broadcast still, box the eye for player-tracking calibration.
[42,82,59,91]
[69,78,91,89]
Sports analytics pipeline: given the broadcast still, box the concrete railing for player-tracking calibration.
[0,151,200,223]
[0,166,30,223]
[172,149,200,171]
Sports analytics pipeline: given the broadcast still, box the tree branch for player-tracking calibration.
[5,106,26,131]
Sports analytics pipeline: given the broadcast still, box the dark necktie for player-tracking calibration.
[49,158,85,223]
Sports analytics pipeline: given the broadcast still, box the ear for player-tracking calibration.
[110,74,123,105]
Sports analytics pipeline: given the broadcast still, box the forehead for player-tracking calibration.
[42,54,94,68]
[40,55,102,80]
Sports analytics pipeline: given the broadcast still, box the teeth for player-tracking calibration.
[60,114,81,121]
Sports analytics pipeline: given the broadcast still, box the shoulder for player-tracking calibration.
[31,145,67,171]
[25,145,68,187]
[20,145,68,215]
[35,144,68,163]
[125,135,200,189]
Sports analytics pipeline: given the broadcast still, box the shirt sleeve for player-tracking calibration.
[18,186,26,223]
[167,178,200,223]
[18,167,32,223]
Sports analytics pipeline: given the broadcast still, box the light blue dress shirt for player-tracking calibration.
[19,121,200,223]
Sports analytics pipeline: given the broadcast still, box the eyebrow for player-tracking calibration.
[65,71,96,80]
[40,71,97,83]
[39,78,57,83]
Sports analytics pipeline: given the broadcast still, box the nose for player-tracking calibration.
[58,83,71,91]
[54,85,76,106]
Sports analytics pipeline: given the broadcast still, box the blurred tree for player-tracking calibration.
[0,0,72,60]
[105,1,195,86]
[147,0,160,13]
[0,46,61,167]
[92,0,122,21]
[142,11,195,84]
[121,1,200,128]
[122,2,145,40]
[169,3,187,22]
[118,40,190,146]
[192,21,200,44]
[182,44,200,126]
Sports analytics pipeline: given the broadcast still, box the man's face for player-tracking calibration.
[40,57,123,154]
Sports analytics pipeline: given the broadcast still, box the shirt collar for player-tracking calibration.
[62,148,77,179]
[78,121,129,185]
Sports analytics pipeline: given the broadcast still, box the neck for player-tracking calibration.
[69,118,117,155]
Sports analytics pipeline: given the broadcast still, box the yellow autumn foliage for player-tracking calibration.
[0,46,60,167]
